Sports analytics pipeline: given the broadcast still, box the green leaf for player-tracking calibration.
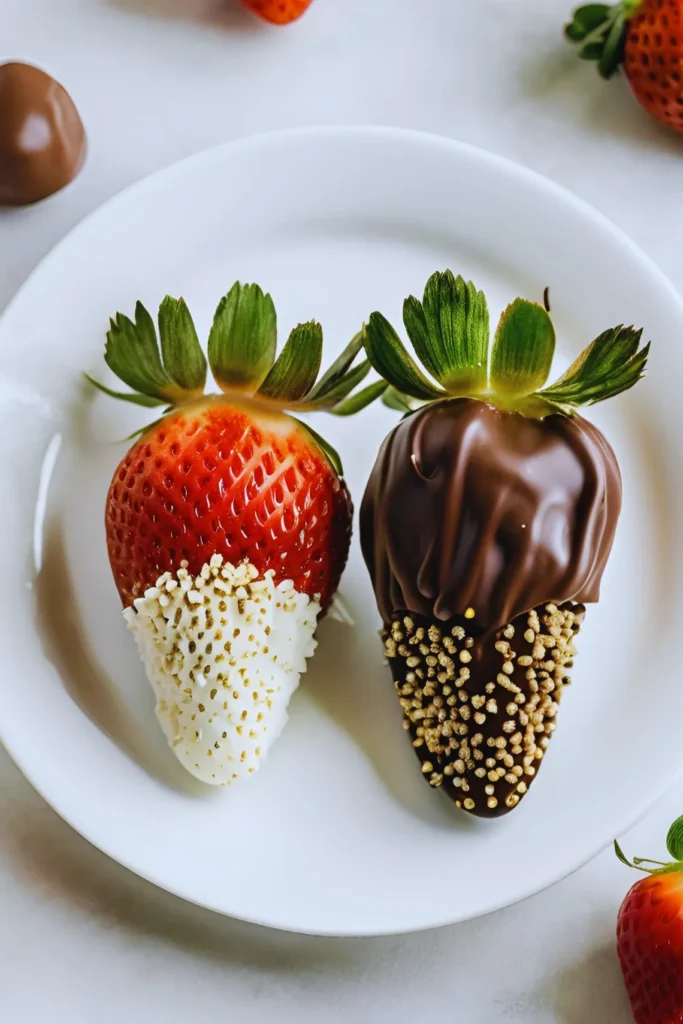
[292,417,343,477]
[120,414,167,443]
[131,300,157,354]
[306,332,364,402]
[84,373,167,408]
[382,386,419,414]
[540,325,649,406]
[580,40,606,60]
[614,840,633,868]
[308,359,371,408]
[598,11,626,78]
[157,296,207,394]
[564,3,627,77]
[330,379,387,416]
[402,296,438,379]
[565,3,612,41]
[406,271,489,393]
[363,312,445,402]
[666,816,683,861]
[259,321,323,401]
[105,302,177,402]
[208,282,277,392]
[490,299,557,398]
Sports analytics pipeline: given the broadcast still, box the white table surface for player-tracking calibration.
[1,1,682,1020]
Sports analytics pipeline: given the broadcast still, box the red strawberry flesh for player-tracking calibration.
[618,870,683,1024]
[106,397,351,610]
[239,0,313,25]
[625,1,683,134]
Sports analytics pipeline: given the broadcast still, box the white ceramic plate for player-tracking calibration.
[1,127,682,937]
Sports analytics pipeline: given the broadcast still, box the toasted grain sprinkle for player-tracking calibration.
[384,602,583,817]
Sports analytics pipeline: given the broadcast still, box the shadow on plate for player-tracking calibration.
[306,612,478,832]
[106,0,259,31]
[34,521,208,797]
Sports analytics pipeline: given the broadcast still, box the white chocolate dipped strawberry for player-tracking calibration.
[89,282,383,784]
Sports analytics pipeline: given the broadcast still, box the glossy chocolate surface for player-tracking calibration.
[361,399,621,634]
[0,62,86,205]
[385,601,584,817]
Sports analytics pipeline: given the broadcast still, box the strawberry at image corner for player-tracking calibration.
[566,1,683,134]
[616,816,683,1024]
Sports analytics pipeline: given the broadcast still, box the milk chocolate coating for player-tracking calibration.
[360,399,621,634]
[0,62,86,205]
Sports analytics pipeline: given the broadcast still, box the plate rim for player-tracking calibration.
[2,124,683,937]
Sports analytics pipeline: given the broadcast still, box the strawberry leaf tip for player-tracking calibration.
[259,321,323,401]
[306,331,364,402]
[84,373,166,408]
[491,298,556,399]
[614,839,632,868]
[364,269,650,417]
[381,385,420,415]
[539,325,649,406]
[364,312,445,402]
[564,2,643,79]
[404,271,489,394]
[311,358,371,408]
[208,282,277,393]
[565,3,614,41]
[330,379,388,417]
[667,816,683,862]
[105,301,193,404]
[158,296,207,394]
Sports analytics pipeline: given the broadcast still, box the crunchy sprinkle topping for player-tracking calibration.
[124,555,319,786]
[384,601,585,817]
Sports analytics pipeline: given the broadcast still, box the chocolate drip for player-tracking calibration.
[0,62,86,206]
[360,399,621,633]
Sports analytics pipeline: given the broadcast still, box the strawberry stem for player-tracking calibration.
[615,816,683,876]
[363,269,650,419]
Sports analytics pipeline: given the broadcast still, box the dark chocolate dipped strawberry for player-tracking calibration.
[360,271,649,818]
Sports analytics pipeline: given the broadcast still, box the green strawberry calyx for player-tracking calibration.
[362,269,650,419]
[86,281,387,476]
[615,815,683,876]
[564,2,644,79]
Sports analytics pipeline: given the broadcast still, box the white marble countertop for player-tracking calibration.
[1,1,682,1020]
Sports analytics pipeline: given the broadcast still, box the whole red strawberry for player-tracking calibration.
[239,0,313,25]
[565,1,683,134]
[89,282,382,785]
[615,816,683,1024]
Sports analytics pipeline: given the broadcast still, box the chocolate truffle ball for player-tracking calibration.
[0,62,86,205]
